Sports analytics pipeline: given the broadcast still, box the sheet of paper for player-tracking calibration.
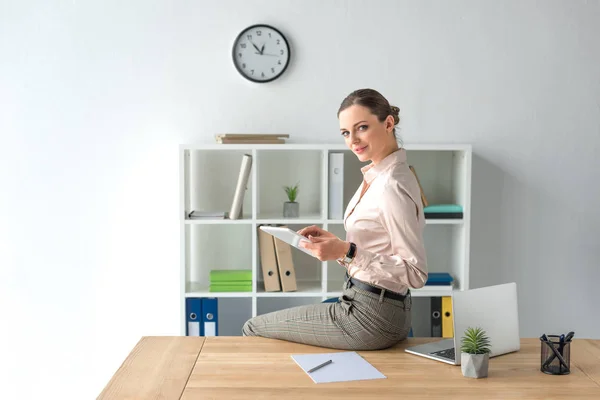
[291,351,386,384]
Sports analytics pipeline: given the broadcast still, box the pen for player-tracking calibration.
[307,359,333,373]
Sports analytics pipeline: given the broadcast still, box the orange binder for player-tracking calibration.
[258,227,281,292]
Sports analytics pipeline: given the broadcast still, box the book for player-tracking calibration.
[209,269,252,282]
[188,210,228,219]
[424,204,463,219]
[425,272,454,286]
[215,134,289,144]
[217,138,285,144]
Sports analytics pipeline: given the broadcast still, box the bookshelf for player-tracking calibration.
[179,143,472,336]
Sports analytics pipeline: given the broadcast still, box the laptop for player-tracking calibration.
[405,282,520,365]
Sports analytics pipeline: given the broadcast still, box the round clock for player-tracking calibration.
[232,24,291,83]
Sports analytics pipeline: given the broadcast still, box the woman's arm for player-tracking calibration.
[349,181,428,289]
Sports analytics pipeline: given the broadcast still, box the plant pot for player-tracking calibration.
[283,201,299,218]
[461,352,489,378]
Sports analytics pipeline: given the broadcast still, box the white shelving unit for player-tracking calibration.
[179,143,472,336]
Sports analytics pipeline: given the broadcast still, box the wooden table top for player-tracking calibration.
[98,336,600,399]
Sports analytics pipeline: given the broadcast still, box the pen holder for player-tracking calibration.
[540,335,571,375]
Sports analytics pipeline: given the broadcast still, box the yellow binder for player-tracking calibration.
[442,296,453,338]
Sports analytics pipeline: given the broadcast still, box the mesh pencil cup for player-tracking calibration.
[540,335,570,375]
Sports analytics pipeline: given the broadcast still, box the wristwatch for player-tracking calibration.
[341,242,357,264]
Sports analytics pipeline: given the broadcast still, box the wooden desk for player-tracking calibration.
[98,337,600,399]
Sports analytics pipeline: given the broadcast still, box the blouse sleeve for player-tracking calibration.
[349,181,428,289]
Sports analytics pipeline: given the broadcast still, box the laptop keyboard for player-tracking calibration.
[430,347,455,361]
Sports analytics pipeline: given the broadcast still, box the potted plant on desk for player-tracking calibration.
[460,326,491,378]
[283,183,299,218]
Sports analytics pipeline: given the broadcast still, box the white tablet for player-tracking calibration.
[259,226,315,257]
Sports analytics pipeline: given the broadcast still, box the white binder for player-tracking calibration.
[328,153,344,219]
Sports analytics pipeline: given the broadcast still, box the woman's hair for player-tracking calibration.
[337,88,401,140]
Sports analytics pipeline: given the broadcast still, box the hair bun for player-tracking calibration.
[390,105,400,124]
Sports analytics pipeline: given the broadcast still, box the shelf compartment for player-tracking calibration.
[256,223,323,295]
[256,149,323,220]
[185,224,253,293]
[183,148,254,222]
[405,149,470,215]
[218,297,252,336]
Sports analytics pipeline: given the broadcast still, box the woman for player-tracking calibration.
[242,88,428,350]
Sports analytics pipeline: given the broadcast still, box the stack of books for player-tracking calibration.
[215,133,289,144]
[209,269,252,292]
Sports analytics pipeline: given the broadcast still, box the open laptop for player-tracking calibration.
[405,282,520,365]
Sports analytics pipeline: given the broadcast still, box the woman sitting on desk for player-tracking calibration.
[242,88,428,350]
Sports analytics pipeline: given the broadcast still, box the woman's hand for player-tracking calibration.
[297,225,336,239]
[299,235,350,261]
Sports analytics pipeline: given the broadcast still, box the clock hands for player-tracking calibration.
[250,42,261,54]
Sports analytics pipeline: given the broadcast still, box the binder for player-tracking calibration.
[442,296,453,338]
[272,226,297,292]
[430,297,442,337]
[258,226,282,291]
[186,298,203,336]
[328,152,344,219]
[201,297,218,336]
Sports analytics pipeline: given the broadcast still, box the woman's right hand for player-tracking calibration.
[297,225,336,239]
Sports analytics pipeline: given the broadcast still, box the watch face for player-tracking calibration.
[232,24,291,83]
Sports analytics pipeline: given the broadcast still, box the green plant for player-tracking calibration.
[460,327,491,355]
[283,183,299,202]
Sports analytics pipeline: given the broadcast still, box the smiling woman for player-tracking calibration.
[242,89,428,351]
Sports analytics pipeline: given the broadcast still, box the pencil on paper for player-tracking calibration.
[307,359,333,373]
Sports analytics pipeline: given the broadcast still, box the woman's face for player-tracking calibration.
[338,104,395,164]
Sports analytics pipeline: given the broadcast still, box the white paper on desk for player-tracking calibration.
[291,351,386,384]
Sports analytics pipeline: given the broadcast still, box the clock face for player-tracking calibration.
[232,24,290,83]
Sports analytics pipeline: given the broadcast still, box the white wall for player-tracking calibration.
[1,0,598,398]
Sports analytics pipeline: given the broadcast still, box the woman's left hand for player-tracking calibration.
[300,235,350,261]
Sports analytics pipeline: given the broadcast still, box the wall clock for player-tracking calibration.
[232,24,291,83]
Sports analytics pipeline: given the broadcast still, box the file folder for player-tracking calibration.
[258,226,282,291]
[272,226,297,292]
[442,296,453,338]
[328,152,344,219]
[186,298,203,336]
[201,297,218,336]
[430,297,442,337]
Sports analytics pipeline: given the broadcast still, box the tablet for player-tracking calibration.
[259,226,315,257]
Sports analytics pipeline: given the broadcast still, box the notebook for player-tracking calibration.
[291,351,386,383]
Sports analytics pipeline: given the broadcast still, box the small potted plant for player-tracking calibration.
[283,183,299,218]
[460,326,491,378]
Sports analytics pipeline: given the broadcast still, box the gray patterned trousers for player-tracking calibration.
[242,276,412,350]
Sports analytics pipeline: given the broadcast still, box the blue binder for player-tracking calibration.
[186,298,203,336]
[201,297,218,336]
